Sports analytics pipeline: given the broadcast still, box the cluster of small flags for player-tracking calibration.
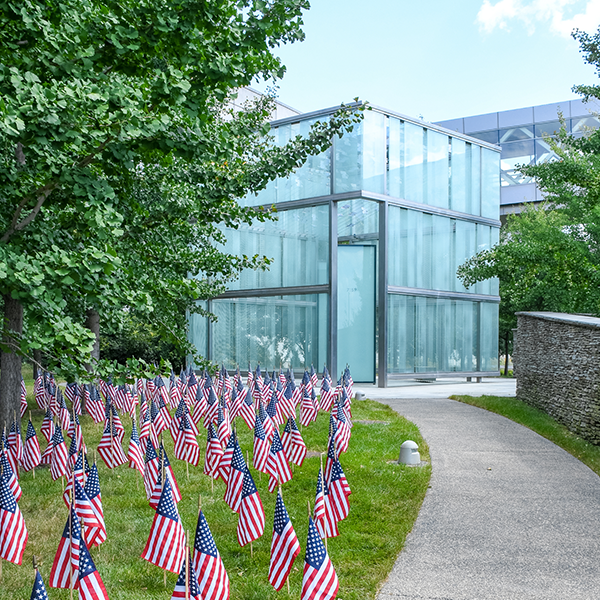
[1,364,355,600]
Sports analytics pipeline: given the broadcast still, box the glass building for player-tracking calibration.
[436,99,600,216]
[189,106,501,385]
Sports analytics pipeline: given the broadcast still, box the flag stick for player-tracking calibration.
[320,453,327,552]
[185,532,190,600]
[69,496,74,600]
[109,406,114,469]
[186,460,189,480]
[250,541,253,558]
[30,410,35,479]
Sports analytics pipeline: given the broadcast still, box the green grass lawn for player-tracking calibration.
[3,373,430,600]
[450,394,600,477]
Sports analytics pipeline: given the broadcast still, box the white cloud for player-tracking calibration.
[476,0,600,37]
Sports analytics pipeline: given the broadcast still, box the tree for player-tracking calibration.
[0,0,362,425]
[458,27,600,368]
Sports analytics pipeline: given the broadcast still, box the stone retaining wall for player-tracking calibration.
[514,311,600,445]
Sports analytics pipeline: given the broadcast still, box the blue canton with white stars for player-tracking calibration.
[273,491,290,536]
[30,571,49,600]
[241,467,257,499]
[305,517,327,569]
[231,441,246,472]
[84,464,101,500]
[78,538,97,579]
[0,474,16,513]
[156,478,178,521]
[194,511,219,558]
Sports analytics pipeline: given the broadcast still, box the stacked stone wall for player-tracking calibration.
[515,312,600,445]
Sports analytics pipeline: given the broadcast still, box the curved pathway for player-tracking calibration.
[375,397,600,600]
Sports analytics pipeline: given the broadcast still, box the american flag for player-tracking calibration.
[266,389,282,426]
[97,421,127,469]
[169,371,182,409]
[252,416,270,474]
[192,385,207,425]
[144,439,160,499]
[78,536,110,600]
[0,449,21,501]
[333,402,351,455]
[193,510,229,600]
[319,477,339,539]
[216,402,231,447]
[204,386,219,426]
[57,389,71,432]
[0,472,28,564]
[173,413,200,467]
[237,381,255,430]
[40,408,54,442]
[141,477,186,573]
[258,401,275,443]
[310,365,318,389]
[319,377,334,413]
[281,416,307,467]
[313,469,326,538]
[229,384,242,421]
[301,516,339,600]
[223,438,245,513]
[8,417,24,468]
[301,370,312,397]
[269,489,300,591]
[236,466,264,547]
[185,370,198,408]
[216,430,235,485]
[300,389,318,427]
[50,425,69,481]
[30,569,49,600]
[49,506,80,589]
[85,386,105,424]
[21,419,41,472]
[204,424,223,479]
[339,387,353,427]
[20,376,27,418]
[343,366,353,398]
[83,463,106,548]
[324,431,337,486]
[266,430,293,493]
[328,459,351,523]
[73,477,103,532]
[161,445,182,504]
[171,551,201,600]
[34,374,46,410]
[127,420,145,475]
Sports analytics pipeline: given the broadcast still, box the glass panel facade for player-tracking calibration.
[425,129,449,209]
[388,295,498,374]
[387,206,498,294]
[210,294,328,372]
[188,106,501,382]
[220,205,329,291]
[500,140,534,186]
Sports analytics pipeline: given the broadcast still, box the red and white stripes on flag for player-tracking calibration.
[49,506,80,589]
[141,477,186,573]
[0,450,21,501]
[193,510,230,600]
[269,490,300,591]
[97,421,127,469]
[127,421,145,475]
[84,463,107,548]
[171,551,201,600]
[50,425,70,481]
[21,419,41,472]
[223,439,245,514]
[204,424,223,479]
[266,430,292,493]
[252,416,270,474]
[301,516,339,600]
[281,416,307,467]
[173,413,200,467]
[237,466,265,547]
[0,473,28,564]
[78,536,110,600]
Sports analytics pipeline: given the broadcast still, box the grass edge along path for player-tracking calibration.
[450,394,600,477]
[3,391,430,600]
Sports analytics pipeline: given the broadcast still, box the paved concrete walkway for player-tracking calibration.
[374,397,600,600]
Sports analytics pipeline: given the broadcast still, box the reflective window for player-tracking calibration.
[571,116,600,134]
[426,130,449,209]
[362,110,386,194]
[534,121,568,137]
[388,117,404,199]
[211,294,328,372]
[468,130,498,144]
[480,302,499,371]
[404,121,425,204]
[535,139,559,165]
[219,205,329,291]
[481,148,500,219]
[337,198,379,239]
[450,138,467,214]
[500,140,535,186]
[387,295,482,374]
[499,126,534,143]
[334,120,362,193]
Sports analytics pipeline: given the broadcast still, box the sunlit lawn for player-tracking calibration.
[3,368,430,600]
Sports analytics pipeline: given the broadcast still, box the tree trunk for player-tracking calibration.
[85,308,100,371]
[0,294,23,429]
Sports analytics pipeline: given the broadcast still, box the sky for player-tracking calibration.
[253,0,600,122]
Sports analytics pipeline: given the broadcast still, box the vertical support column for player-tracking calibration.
[378,200,388,388]
[329,199,338,379]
